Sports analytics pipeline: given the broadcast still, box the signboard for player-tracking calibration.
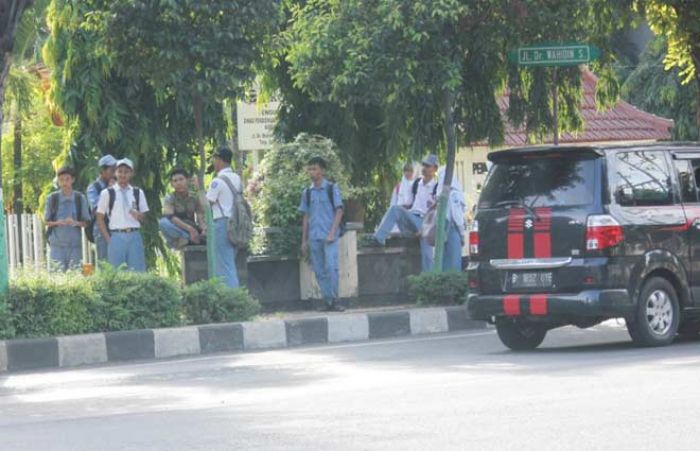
[508,44,600,67]
[236,100,280,151]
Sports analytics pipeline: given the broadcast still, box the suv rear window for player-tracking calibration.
[479,155,597,209]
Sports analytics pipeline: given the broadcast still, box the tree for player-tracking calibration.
[99,0,282,186]
[624,36,698,140]
[285,0,630,271]
[637,1,700,129]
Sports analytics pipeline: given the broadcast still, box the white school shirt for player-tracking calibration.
[436,169,467,231]
[96,184,150,230]
[410,178,437,216]
[390,177,414,208]
[206,168,242,220]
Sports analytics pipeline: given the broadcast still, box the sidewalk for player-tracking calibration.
[0,304,486,373]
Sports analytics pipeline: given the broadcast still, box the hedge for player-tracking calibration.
[407,272,470,306]
[0,268,260,340]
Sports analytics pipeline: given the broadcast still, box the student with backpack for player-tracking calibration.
[206,147,245,288]
[299,157,345,312]
[372,154,439,272]
[44,166,91,271]
[95,158,149,272]
[86,154,117,261]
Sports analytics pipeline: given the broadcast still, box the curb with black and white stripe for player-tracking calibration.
[0,306,486,373]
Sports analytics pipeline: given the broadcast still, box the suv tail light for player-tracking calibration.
[586,215,623,251]
[469,220,479,255]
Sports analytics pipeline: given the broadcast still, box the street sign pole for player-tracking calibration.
[552,68,559,146]
[0,189,8,295]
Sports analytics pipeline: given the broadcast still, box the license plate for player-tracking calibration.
[510,271,553,289]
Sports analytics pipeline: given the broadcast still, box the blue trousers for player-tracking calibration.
[443,221,463,272]
[158,217,189,248]
[213,218,239,288]
[375,205,434,272]
[94,223,109,261]
[49,244,82,272]
[309,239,339,304]
[108,231,146,272]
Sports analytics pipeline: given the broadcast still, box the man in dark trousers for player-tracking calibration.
[299,157,345,312]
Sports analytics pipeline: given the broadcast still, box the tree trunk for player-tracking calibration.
[13,114,22,214]
[230,100,244,172]
[193,93,205,190]
[693,49,700,134]
[0,52,11,187]
[432,89,457,273]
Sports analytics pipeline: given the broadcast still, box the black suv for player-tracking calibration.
[467,143,700,350]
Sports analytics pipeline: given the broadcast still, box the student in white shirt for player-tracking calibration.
[206,147,242,288]
[96,158,149,271]
[436,168,467,272]
[373,155,439,272]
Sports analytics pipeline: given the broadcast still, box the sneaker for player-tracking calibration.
[329,303,345,312]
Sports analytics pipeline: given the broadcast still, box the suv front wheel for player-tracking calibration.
[495,319,547,351]
[627,277,680,347]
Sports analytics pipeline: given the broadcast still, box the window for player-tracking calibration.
[615,151,673,206]
[479,155,596,209]
[674,159,698,203]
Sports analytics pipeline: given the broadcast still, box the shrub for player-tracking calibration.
[407,272,470,306]
[249,133,352,255]
[5,270,99,338]
[90,266,183,331]
[0,295,16,339]
[182,279,261,325]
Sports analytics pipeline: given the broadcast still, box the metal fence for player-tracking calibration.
[4,213,94,274]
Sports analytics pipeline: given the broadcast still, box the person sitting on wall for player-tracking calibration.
[159,168,207,250]
[372,155,439,272]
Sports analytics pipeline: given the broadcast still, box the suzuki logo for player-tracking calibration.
[524,219,534,229]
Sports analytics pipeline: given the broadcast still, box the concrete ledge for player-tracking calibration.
[410,308,449,335]
[58,334,107,368]
[105,330,155,362]
[327,314,369,343]
[198,323,244,354]
[6,338,59,372]
[154,327,200,359]
[285,318,328,347]
[368,311,411,339]
[0,305,486,373]
[242,320,287,350]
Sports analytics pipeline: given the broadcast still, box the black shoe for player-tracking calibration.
[329,303,345,312]
[318,305,333,312]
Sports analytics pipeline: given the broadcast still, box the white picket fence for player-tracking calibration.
[4,213,94,274]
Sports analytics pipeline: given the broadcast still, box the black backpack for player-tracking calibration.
[85,181,105,243]
[46,191,88,238]
[410,178,439,208]
[305,182,346,237]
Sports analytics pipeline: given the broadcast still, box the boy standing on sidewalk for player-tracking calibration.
[299,157,345,312]
[95,158,149,271]
[87,154,117,260]
[159,168,206,250]
[45,166,91,271]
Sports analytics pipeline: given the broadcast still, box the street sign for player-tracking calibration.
[508,44,601,67]
[236,99,280,151]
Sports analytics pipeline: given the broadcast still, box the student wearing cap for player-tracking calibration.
[159,168,206,250]
[206,147,242,288]
[96,158,149,271]
[87,154,117,260]
[45,166,91,271]
[373,154,439,272]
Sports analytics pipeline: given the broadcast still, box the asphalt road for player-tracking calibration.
[2,322,700,451]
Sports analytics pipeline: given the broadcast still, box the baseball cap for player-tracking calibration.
[116,158,134,170]
[98,154,118,167]
[421,154,439,167]
[213,147,233,163]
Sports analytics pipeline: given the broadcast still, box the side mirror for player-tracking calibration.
[616,186,634,206]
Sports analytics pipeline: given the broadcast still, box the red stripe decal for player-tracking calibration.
[530,295,548,316]
[503,295,521,316]
[533,207,552,258]
[507,209,525,259]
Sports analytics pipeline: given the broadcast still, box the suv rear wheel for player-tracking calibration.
[627,277,680,347]
[495,319,547,351]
